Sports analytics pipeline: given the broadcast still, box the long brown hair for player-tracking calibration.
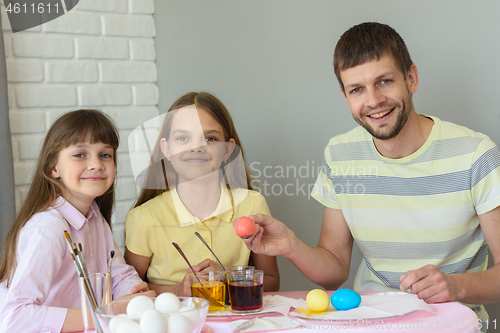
[134,92,253,207]
[0,109,119,286]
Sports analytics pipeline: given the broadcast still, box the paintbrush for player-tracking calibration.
[102,250,114,304]
[194,232,226,271]
[64,231,75,256]
[78,243,86,267]
[71,242,96,308]
[74,242,91,279]
[63,231,103,333]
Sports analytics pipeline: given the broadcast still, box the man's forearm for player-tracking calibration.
[284,233,350,290]
[454,264,500,304]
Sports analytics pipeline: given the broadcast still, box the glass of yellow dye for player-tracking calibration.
[190,271,226,312]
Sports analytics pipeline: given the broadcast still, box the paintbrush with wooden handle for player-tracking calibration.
[102,250,114,304]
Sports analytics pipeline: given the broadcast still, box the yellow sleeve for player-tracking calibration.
[251,191,271,216]
[125,206,153,257]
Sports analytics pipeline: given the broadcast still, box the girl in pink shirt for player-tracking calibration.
[0,109,154,333]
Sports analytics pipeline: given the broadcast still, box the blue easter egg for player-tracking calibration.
[331,289,361,311]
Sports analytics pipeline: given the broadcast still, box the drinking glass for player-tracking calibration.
[189,271,226,312]
[227,270,264,313]
[219,266,255,306]
[79,273,111,330]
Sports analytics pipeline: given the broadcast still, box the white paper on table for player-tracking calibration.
[229,317,304,332]
[365,292,436,316]
[207,295,292,317]
[289,292,435,320]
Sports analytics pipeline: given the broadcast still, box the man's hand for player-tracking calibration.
[400,264,463,303]
[238,214,295,257]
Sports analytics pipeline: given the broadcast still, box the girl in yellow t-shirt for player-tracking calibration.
[125,92,279,296]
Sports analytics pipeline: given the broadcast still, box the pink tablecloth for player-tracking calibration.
[80,291,481,333]
[203,291,481,333]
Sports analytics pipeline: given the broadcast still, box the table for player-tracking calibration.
[203,291,481,333]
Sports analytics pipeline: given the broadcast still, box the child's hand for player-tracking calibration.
[175,259,221,296]
[114,289,156,304]
[131,281,150,294]
[176,271,193,296]
[173,260,222,297]
[139,289,156,298]
[195,259,221,273]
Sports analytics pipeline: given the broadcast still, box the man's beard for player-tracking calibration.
[353,97,412,141]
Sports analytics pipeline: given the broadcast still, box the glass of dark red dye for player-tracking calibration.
[227,270,264,313]
[219,266,255,306]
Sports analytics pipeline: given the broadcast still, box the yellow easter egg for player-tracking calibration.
[306,289,330,312]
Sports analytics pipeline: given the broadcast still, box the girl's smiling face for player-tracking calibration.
[160,105,235,183]
[51,141,115,214]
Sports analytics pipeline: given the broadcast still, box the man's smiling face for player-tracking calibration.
[340,53,418,141]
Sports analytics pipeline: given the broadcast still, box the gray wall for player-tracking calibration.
[154,0,500,323]
[0,12,15,247]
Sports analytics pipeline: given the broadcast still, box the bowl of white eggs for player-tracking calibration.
[95,293,209,333]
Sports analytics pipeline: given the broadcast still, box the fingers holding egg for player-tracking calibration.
[234,216,256,239]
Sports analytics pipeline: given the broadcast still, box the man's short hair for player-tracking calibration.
[334,22,413,93]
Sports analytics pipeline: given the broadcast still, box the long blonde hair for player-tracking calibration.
[0,109,119,286]
[134,92,253,207]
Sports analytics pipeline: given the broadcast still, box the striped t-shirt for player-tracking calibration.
[311,116,500,320]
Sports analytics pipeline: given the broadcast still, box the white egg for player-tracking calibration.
[154,292,180,314]
[140,308,167,333]
[109,314,129,333]
[116,319,142,333]
[127,295,154,317]
[168,313,192,333]
[178,306,201,328]
[178,305,194,311]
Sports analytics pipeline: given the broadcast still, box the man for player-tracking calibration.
[242,22,500,325]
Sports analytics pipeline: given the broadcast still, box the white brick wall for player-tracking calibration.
[100,62,156,82]
[77,38,129,59]
[42,12,101,35]
[78,85,132,105]
[103,15,154,37]
[16,85,77,107]
[75,0,128,14]
[12,35,74,58]
[2,0,158,249]
[6,59,43,82]
[130,40,155,60]
[130,0,154,14]
[133,84,158,105]
[46,61,99,83]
